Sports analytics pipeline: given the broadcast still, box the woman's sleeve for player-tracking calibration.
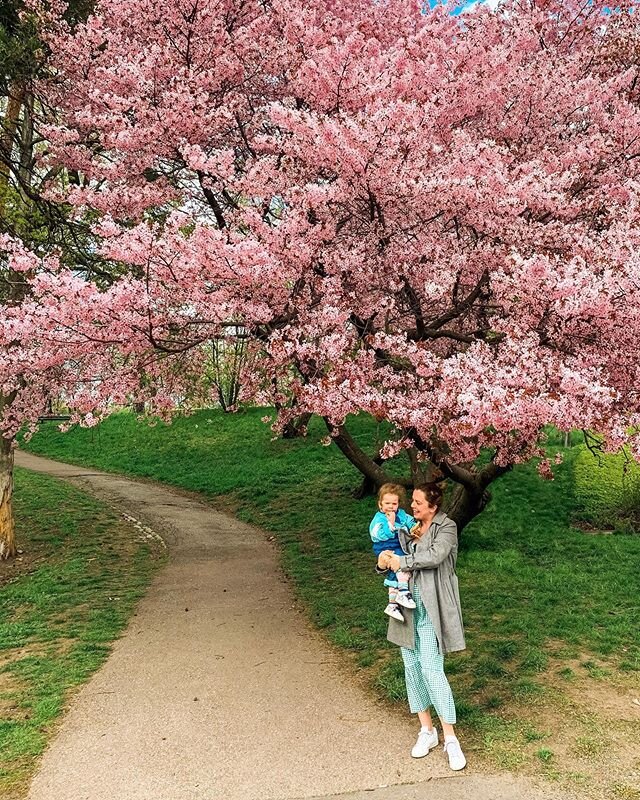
[396,518,457,570]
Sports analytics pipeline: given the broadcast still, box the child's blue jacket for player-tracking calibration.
[369,508,414,544]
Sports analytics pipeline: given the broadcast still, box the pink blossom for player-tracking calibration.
[4,0,640,474]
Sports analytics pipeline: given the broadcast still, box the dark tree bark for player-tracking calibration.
[352,449,386,499]
[444,472,500,533]
[324,418,411,490]
[281,411,313,439]
[323,417,512,534]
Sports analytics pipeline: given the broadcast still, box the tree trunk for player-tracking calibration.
[282,412,313,439]
[352,450,386,499]
[323,418,512,535]
[324,417,411,490]
[445,482,489,533]
[0,84,26,562]
[0,434,16,561]
[0,83,25,217]
[442,460,512,532]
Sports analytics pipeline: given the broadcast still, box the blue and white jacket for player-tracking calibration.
[369,508,415,554]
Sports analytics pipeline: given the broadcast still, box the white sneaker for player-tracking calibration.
[411,727,438,758]
[384,603,404,622]
[444,737,466,771]
[395,590,416,609]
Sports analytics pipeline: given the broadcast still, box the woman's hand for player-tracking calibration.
[386,553,402,572]
[377,550,401,571]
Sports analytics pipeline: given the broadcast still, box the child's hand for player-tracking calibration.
[386,553,401,572]
[385,510,396,527]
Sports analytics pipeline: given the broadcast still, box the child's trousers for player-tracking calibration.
[372,538,406,588]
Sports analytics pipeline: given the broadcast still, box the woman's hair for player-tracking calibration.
[377,483,407,504]
[414,481,444,509]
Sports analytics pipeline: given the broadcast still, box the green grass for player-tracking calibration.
[537,747,554,763]
[573,445,640,532]
[0,469,165,798]
[21,409,640,782]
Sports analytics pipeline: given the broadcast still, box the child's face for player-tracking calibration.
[379,493,400,514]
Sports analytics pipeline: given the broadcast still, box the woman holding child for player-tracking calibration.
[375,482,467,771]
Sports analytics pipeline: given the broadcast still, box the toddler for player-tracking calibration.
[369,483,416,622]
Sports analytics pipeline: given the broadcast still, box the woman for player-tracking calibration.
[378,482,466,771]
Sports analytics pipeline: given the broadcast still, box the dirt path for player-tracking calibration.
[16,451,579,800]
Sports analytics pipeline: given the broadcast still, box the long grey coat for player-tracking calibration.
[387,510,466,654]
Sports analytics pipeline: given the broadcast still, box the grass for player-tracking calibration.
[0,469,165,798]
[21,408,640,791]
[573,444,640,533]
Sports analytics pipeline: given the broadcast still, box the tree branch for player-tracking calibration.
[323,417,411,489]
[197,170,226,229]
[409,429,477,490]
[427,268,490,331]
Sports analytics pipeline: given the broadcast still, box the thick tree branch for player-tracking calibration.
[323,417,411,489]
[406,327,475,344]
[478,459,512,488]
[401,277,426,338]
[427,268,490,331]
[407,446,428,484]
[197,170,226,229]
[409,429,476,490]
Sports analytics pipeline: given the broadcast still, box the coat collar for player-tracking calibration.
[409,510,447,541]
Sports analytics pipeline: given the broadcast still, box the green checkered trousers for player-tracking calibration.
[400,583,457,723]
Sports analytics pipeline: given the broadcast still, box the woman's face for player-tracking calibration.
[411,489,438,520]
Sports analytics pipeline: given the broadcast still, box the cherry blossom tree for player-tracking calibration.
[0,0,107,558]
[7,0,640,539]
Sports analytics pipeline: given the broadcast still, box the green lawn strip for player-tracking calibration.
[0,469,165,799]
[573,444,640,533]
[23,410,640,783]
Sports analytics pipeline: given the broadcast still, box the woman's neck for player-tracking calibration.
[420,512,436,533]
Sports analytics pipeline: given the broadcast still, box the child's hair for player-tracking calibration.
[414,481,444,509]
[377,483,407,504]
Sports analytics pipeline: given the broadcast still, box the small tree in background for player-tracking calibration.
[207,328,249,413]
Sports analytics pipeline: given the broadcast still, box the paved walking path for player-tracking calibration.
[17,451,578,800]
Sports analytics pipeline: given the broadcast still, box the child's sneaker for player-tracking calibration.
[395,590,416,609]
[384,603,404,622]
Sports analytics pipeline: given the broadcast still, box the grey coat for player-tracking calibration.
[387,510,466,654]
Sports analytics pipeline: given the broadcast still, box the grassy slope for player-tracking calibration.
[573,445,640,533]
[22,409,640,791]
[0,469,165,798]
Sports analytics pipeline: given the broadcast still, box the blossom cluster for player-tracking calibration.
[4,0,640,469]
